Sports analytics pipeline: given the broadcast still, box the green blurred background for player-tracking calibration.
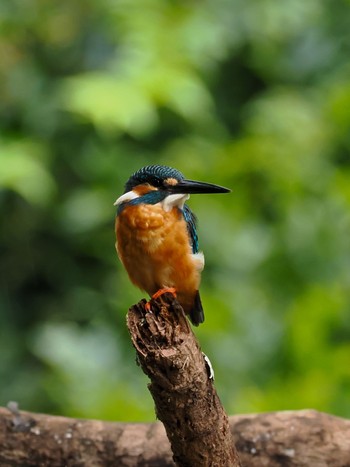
[1,0,350,422]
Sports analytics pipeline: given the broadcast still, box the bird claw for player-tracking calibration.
[152,287,177,300]
[145,287,177,312]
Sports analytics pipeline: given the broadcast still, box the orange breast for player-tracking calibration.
[115,203,202,314]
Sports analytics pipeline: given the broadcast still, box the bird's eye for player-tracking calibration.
[151,178,164,188]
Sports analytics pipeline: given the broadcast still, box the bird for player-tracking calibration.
[114,165,230,326]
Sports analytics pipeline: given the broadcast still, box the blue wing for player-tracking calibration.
[182,204,204,326]
[182,204,199,254]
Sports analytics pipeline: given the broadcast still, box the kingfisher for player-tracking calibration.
[114,165,230,326]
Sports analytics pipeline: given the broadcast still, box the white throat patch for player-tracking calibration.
[161,193,190,212]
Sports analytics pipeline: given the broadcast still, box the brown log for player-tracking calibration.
[2,295,349,466]
[1,406,350,466]
[126,293,241,467]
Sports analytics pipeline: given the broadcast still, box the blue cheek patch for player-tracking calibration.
[116,191,168,216]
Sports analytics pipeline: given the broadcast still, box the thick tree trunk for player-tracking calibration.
[1,406,349,466]
[126,293,240,466]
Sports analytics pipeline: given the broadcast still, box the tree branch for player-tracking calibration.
[2,296,350,466]
[127,293,240,466]
[1,406,350,466]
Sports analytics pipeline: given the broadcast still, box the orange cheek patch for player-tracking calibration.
[134,184,157,196]
[165,177,178,186]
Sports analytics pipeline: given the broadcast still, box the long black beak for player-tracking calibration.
[167,179,230,195]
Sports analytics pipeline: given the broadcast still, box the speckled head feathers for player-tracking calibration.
[124,165,185,192]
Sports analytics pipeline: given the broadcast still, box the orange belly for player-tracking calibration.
[115,203,202,314]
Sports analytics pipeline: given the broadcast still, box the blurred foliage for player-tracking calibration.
[1,0,350,422]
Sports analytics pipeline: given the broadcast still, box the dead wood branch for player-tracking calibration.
[1,407,350,466]
[2,297,349,466]
[127,293,240,466]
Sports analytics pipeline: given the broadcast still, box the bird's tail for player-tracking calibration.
[189,291,205,326]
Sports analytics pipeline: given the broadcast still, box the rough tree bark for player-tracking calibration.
[126,293,241,467]
[1,406,350,466]
[2,295,349,466]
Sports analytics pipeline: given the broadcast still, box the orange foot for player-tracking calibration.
[145,287,177,312]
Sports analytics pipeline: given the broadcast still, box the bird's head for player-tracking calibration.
[114,165,230,212]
